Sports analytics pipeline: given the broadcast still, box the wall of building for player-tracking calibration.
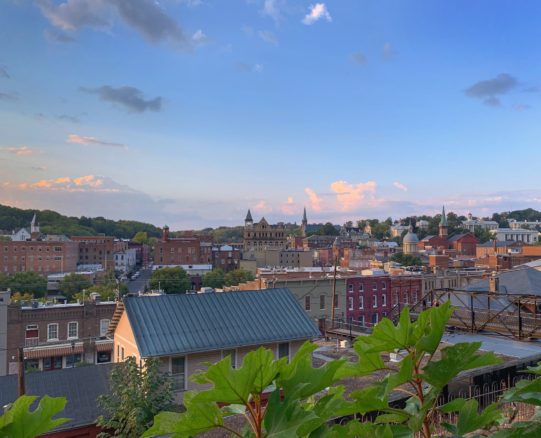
[0,291,9,376]
[0,241,79,275]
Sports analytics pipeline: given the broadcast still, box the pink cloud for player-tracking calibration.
[304,187,322,212]
[254,200,272,214]
[16,175,121,193]
[67,134,126,149]
[1,146,35,156]
[330,180,379,211]
[393,181,408,192]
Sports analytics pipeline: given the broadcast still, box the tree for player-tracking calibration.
[149,267,191,294]
[474,227,494,244]
[132,231,149,245]
[59,273,92,301]
[0,395,68,438]
[97,357,173,438]
[318,222,339,236]
[145,303,510,438]
[8,272,47,298]
[224,268,255,287]
[0,272,9,290]
[202,269,225,289]
[390,252,423,266]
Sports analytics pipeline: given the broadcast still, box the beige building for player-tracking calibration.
[243,210,287,253]
[255,248,313,268]
[110,289,320,403]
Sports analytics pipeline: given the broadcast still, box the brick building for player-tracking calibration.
[345,274,391,327]
[71,236,114,270]
[0,291,116,376]
[212,245,240,272]
[0,240,79,275]
[153,226,203,266]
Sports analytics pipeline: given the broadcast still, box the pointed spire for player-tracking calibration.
[302,206,307,223]
[439,205,448,227]
[245,209,253,222]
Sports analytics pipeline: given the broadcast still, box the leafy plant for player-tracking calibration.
[0,395,69,438]
[97,357,173,437]
[144,302,510,437]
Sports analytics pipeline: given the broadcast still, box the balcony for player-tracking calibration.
[25,337,39,347]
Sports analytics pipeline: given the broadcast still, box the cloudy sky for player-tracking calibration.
[1,0,541,229]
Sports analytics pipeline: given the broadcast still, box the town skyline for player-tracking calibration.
[2,0,541,228]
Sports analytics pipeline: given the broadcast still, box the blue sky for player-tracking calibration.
[1,0,541,229]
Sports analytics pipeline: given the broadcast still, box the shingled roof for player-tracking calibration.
[123,288,321,358]
[467,267,541,296]
[0,364,113,432]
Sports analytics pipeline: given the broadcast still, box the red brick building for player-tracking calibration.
[389,275,423,310]
[153,226,203,266]
[345,275,391,327]
[212,245,240,272]
[71,236,114,269]
[0,240,79,275]
[1,292,115,376]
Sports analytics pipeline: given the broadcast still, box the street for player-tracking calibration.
[126,267,152,294]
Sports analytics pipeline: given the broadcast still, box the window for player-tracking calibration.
[25,360,39,372]
[404,294,409,304]
[67,322,78,339]
[394,291,399,305]
[372,283,377,291]
[65,353,82,368]
[382,294,387,307]
[412,291,418,303]
[382,282,387,290]
[348,296,354,310]
[319,295,325,310]
[359,296,364,309]
[25,325,39,347]
[278,342,290,361]
[334,295,339,308]
[97,351,112,364]
[47,323,58,341]
[372,313,379,325]
[305,296,311,311]
[43,356,62,371]
[348,284,353,292]
[359,316,365,327]
[221,349,237,368]
[121,347,125,361]
[117,345,120,362]
[171,356,186,391]
[373,295,378,308]
[359,283,364,292]
[100,319,110,337]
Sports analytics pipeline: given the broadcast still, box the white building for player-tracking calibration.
[462,213,499,232]
[10,228,31,241]
[416,220,429,231]
[390,224,409,238]
[114,248,137,273]
[490,228,539,244]
[509,219,541,230]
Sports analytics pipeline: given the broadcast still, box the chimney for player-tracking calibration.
[162,226,170,242]
[489,272,499,293]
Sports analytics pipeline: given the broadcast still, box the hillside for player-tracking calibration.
[0,204,162,239]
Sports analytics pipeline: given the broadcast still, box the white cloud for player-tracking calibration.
[393,181,408,192]
[1,146,35,156]
[302,3,331,25]
[67,134,127,149]
[262,0,282,22]
[258,30,278,45]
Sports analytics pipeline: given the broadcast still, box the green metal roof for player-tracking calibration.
[124,288,320,358]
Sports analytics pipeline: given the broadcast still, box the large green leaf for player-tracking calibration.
[279,342,347,399]
[423,342,501,389]
[0,395,69,438]
[264,389,319,438]
[192,347,285,405]
[413,301,454,355]
[142,402,224,438]
[440,399,502,436]
[500,378,541,406]
[362,307,413,353]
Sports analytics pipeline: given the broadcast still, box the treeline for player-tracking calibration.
[0,204,162,238]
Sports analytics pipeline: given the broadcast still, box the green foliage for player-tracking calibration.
[224,268,255,287]
[149,267,192,293]
[58,273,92,301]
[0,395,69,438]
[0,204,161,238]
[202,268,225,289]
[390,252,423,266]
[8,272,47,298]
[474,227,493,243]
[317,222,340,236]
[132,231,150,244]
[97,357,173,438]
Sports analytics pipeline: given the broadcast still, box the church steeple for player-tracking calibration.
[439,205,448,238]
[245,209,253,228]
[301,207,308,237]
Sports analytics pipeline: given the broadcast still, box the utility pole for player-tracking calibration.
[17,347,25,396]
[330,237,339,328]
